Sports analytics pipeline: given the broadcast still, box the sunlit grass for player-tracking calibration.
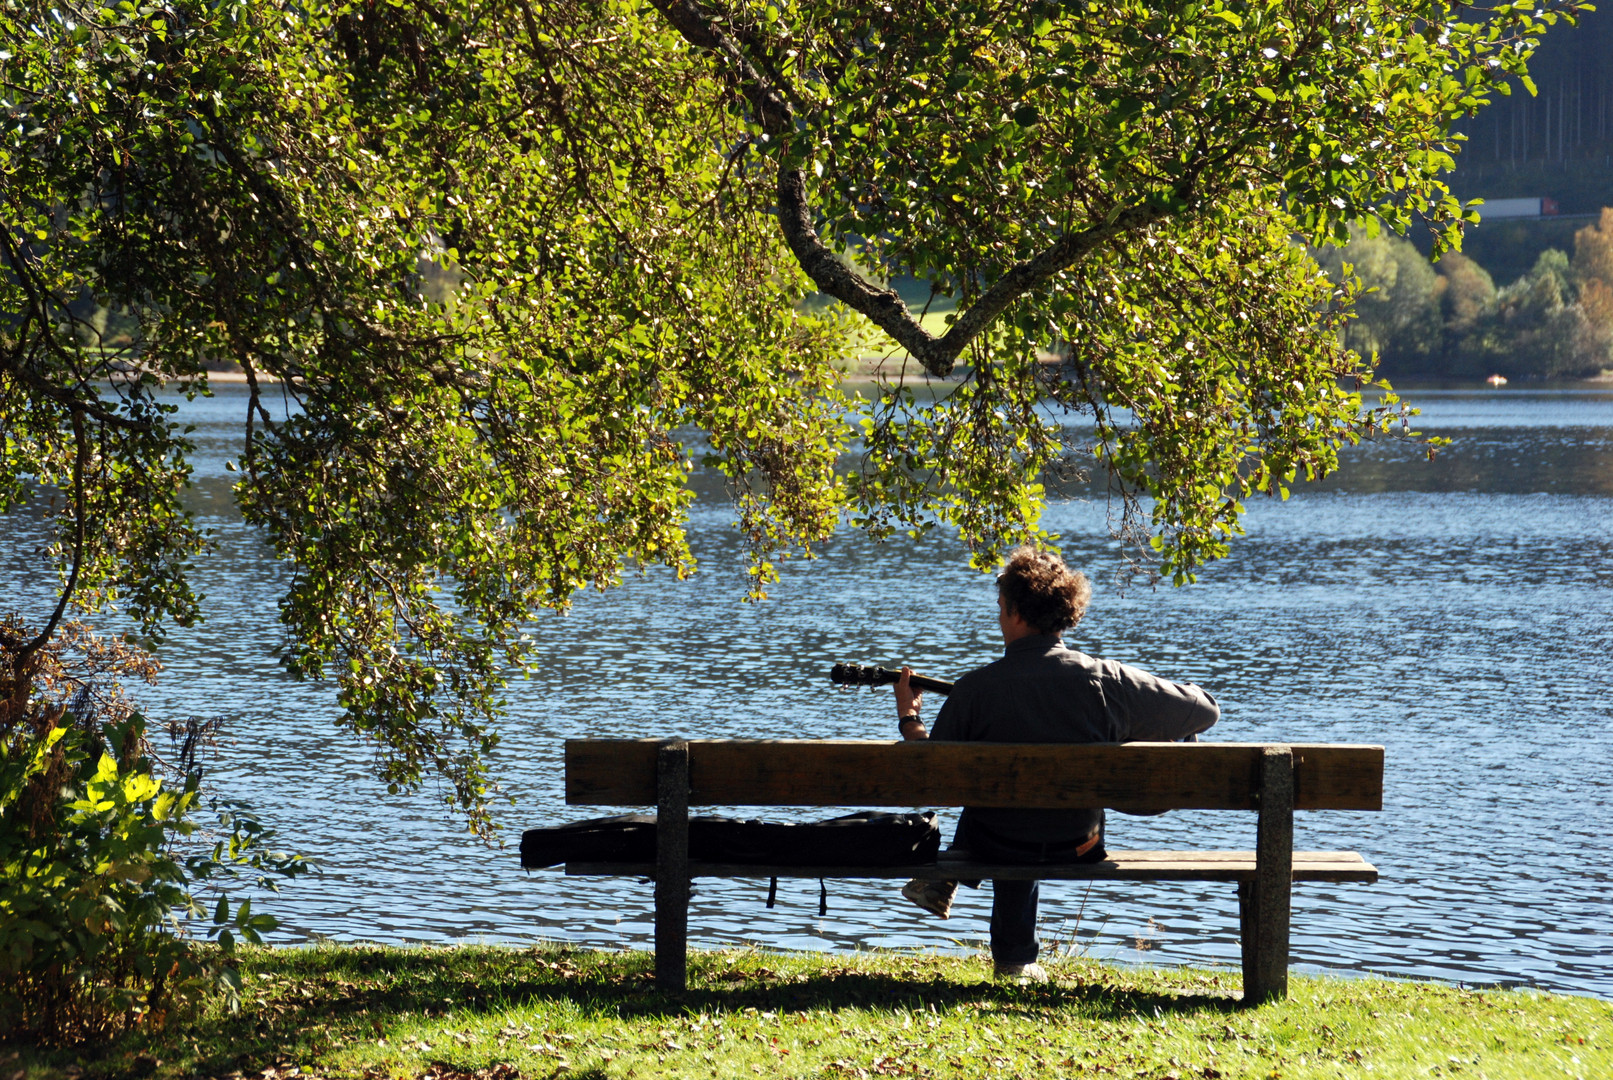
[822,297,961,381]
[11,945,1609,1080]
[839,311,956,367]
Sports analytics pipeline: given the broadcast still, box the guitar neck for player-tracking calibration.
[829,663,955,695]
[902,670,955,695]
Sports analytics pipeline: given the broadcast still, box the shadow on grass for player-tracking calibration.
[56,946,1242,1079]
[248,944,1238,1020]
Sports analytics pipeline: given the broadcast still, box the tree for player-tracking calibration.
[1467,248,1605,378]
[1573,208,1613,371]
[1437,252,1498,341]
[1574,208,1613,286]
[2,0,1581,832]
[5,0,854,832]
[643,0,1586,573]
[1312,227,1443,373]
[1578,277,1613,371]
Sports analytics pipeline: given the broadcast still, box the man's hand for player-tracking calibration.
[896,666,923,717]
[896,667,929,739]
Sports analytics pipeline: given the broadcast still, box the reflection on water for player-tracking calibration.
[3,384,1611,997]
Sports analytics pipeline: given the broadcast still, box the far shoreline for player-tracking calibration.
[165,366,1613,390]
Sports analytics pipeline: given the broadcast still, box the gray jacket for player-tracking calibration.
[929,633,1220,844]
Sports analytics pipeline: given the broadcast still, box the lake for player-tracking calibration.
[4,383,1611,997]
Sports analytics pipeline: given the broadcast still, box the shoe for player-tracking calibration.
[900,878,956,918]
[993,962,1050,984]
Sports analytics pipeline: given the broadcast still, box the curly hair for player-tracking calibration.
[996,547,1091,635]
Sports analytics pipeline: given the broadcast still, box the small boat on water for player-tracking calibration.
[1486,374,1508,386]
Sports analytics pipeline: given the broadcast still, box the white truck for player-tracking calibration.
[1475,196,1560,220]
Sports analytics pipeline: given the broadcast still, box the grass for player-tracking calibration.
[835,309,958,376]
[7,945,1609,1080]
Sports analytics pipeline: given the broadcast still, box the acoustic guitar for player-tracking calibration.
[828,663,954,695]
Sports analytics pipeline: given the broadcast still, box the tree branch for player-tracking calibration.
[17,409,91,663]
[649,0,1167,377]
[0,230,157,433]
[5,359,152,432]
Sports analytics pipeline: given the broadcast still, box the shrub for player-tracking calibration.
[0,624,309,1046]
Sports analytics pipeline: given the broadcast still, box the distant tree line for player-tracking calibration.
[1455,8,1609,176]
[1314,210,1613,380]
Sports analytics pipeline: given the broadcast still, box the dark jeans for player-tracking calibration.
[951,813,1107,966]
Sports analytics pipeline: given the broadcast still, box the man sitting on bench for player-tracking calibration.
[894,547,1220,982]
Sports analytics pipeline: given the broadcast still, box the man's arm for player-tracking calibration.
[1105,659,1220,741]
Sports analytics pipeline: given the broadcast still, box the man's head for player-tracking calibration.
[995,547,1091,639]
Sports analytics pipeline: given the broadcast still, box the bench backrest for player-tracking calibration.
[565,739,1383,813]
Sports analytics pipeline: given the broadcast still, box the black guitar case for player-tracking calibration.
[520,810,942,869]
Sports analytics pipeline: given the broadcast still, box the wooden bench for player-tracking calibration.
[562,738,1383,1003]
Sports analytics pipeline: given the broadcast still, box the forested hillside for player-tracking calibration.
[1318,211,1613,381]
[1453,7,1610,210]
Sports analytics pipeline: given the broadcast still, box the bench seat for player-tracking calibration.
[567,849,1378,884]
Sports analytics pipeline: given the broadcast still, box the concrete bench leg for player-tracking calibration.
[1237,879,1256,984]
[655,739,690,992]
[1242,745,1294,1005]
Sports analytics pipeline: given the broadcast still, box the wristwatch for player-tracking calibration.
[898,713,922,728]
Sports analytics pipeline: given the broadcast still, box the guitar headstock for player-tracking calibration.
[829,662,898,688]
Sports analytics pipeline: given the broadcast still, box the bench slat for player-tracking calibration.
[563,850,1379,884]
[565,740,1384,812]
